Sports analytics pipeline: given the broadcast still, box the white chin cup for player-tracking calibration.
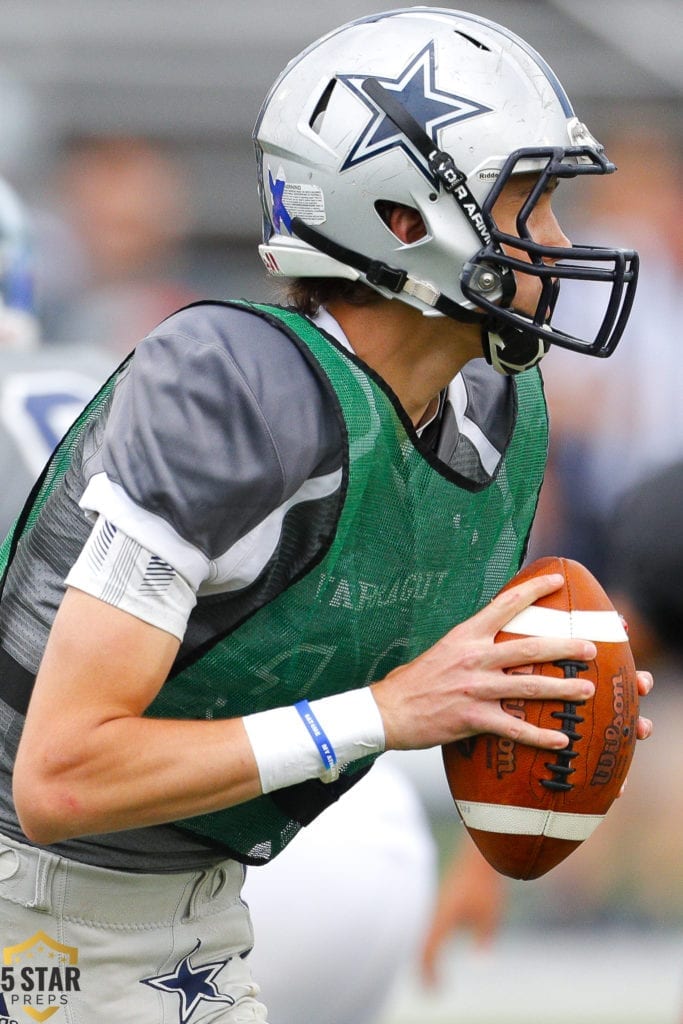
[485,326,549,376]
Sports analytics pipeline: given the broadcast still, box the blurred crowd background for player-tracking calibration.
[0,1,682,1022]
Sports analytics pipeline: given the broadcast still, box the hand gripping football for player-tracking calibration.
[442,556,639,880]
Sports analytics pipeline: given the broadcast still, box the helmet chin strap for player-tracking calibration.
[482,322,550,375]
[290,215,484,324]
[291,213,552,375]
[478,270,558,373]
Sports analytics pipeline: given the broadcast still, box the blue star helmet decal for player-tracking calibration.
[141,940,235,1024]
[268,169,292,234]
[338,40,491,187]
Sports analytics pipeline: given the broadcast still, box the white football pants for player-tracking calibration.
[0,833,267,1023]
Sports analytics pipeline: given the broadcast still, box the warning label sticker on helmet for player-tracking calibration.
[281,183,326,224]
[267,166,326,233]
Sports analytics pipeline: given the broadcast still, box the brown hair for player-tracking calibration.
[276,201,419,315]
[283,277,382,317]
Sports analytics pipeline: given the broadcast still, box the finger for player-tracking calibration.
[473,670,595,705]
[636,716,653,741]
[491,635,597,670]
[469,573,566,634]
[636,671,653,697]
[481,696,593,753]
[483,707,573,751]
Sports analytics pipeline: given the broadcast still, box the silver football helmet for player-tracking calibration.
[254,7,638,374]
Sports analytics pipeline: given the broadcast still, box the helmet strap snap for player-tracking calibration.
[482,324,549,376]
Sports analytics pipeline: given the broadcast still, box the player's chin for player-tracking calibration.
[512,272,557,322]
[509,288,543,321]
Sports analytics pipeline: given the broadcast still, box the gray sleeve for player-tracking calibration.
[90,304,342,560]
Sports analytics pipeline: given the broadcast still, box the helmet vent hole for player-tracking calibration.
[374,200,425,243]
[309,79,337,133]
[375,200,404,237]
[375,200,396,235]
[454,29,490,51]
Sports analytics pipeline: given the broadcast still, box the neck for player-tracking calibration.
[326,298,482,426]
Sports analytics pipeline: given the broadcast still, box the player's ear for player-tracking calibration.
[382,203,427,244]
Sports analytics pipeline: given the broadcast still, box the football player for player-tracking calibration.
[0,174,38,351]
[0,175,118,538]
[0,9,651,1023]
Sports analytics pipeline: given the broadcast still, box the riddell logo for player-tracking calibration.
[1,931,80,1022]
[496,698,526,777]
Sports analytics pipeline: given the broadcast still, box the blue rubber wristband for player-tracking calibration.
[295,699,338,774]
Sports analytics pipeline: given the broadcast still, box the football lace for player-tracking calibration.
[542,659,589,792]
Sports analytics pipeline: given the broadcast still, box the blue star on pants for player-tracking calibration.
[141,940,235,1023]
[338,40,491,185]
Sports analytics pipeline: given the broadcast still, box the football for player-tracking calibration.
[442,555,639,880]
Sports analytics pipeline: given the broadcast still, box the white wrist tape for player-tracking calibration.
[242,687,386,794]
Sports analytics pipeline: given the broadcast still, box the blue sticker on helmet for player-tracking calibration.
[268,170,293,234]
